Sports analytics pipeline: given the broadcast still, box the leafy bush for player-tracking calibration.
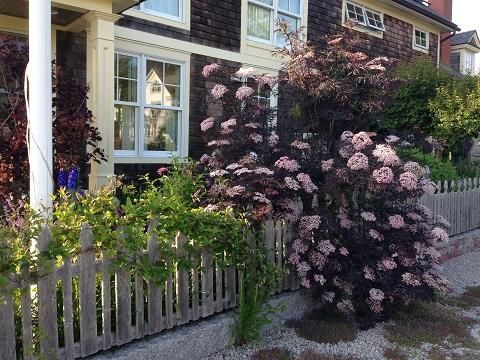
[199,59,449,320]
[399,148,459,182]
[384,56,451,134]
[0,36,105,206]
[429,76,480,150]
[275,24,395,152]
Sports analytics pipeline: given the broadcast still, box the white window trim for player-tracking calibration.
[113,50,187,160]
[123,0,190,31]
[246,0,304,47]
[413,26,429,53]
[344,1,385,33]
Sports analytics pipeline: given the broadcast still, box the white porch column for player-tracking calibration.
[85,11,122,190]
[29,0,53,213]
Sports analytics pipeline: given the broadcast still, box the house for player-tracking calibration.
[450,30,480,74]
[0,0,458,189]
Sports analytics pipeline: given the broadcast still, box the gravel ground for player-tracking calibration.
[208,250,480,360]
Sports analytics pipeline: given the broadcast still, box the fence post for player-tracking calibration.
[79,223,98,356]
[0,287,16,360]
[37,226,59,359]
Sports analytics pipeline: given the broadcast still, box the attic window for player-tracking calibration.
[414,27,429,50]
[345,2,384,31]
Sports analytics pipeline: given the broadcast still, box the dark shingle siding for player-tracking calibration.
[307,0,438,61]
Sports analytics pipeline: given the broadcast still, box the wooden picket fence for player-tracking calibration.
[0,219,298,360]
[420,176,480,236]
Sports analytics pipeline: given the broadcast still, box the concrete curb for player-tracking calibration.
[90,289,313,360]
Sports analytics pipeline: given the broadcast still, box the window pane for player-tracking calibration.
[290,0,300,14]
[117,79,137,102]
[165,63,181,85]
[276,13,298,44]
[346,3,365,24]
[279,0,288,11]
[117,54,137,79]
[248,3,271,40]
[143,0,180,17]
[114,105,136,150]
[144,109,179,151]
[146,60,164,105]
[164,85,181,106]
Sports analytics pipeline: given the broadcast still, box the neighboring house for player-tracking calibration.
[0,0,458,188]
[450,30,480,74]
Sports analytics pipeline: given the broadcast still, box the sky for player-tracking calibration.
[452,0,480,72]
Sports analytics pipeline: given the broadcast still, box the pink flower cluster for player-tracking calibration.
[275,156,300,172]
[373,167,394,184]
[402,272,421,287]
[399,172,418,191]
[235,85,254,100]
[360,211,376,222]
[211,84,228,99]
[291,140,311,150]
[388,214,404,229]
[321,159,334,172]
[249,133,263,143]
[372,144,400,166]
[347,152,369,171]
[257,73,277,87]
[202,63,221,78]
[200,117,214,132]
[352,132,373,150]
[299,215,322,234]
[404,161,423,176]
[221,118,237,129]
[297,173,318,193]
[284,177,301,190]
[431,227,449,242]
[268,131,279,147]
[369,288,384,301]
[235,67,256,78]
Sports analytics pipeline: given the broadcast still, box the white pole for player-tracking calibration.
[28,0,53,215]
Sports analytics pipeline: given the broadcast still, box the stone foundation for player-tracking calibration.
[438,228,480,262]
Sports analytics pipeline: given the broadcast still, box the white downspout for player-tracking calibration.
[28,0,53,215]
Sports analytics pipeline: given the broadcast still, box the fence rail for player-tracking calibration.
[0,219,298,360]
[420,176,480,236]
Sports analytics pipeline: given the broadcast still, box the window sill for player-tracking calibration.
[123,9,190,31]
[413,45,429,54]
[113,156,186,164]
[343,23,384,39]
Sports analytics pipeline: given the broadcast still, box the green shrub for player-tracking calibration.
[383,56,451,134]
[399,148,458,182]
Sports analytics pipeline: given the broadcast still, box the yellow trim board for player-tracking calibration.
[115,25,284,71]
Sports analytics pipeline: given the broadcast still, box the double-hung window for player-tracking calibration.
[413,27,429,50]
[114,52,184,158]
[135,0,183,22]
[464,51,475,74]
[247,0,302,46]
[345,2,385,31]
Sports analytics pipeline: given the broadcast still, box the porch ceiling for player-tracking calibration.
[0,0,86,26]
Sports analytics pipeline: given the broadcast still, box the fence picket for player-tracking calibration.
[135,272,144,338]
[225,266,236,308]
[37,226,59,359]
[116,267,132,343]
[201,250,214,317]
[78,224,98,356]
[192,258,200,319]
[215,264,223,313]
[0,289,16,360]
[101,251,112,349]
[62,257,74,360]
[176,233,190,324]
[147,218,163,334]
[165,237,174,329]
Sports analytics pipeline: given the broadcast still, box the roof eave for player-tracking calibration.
[390,0,460,32]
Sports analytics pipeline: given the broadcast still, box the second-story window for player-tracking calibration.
[247,0,302,46]
[136,0,183,21]
[345,1,385,32]
[414,28,428,50]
